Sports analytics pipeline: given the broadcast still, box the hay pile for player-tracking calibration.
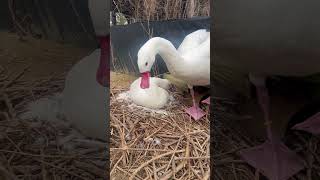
[110,72,210,180]
[0,33,107,179]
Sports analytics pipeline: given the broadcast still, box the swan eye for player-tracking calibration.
[145,62,148,66]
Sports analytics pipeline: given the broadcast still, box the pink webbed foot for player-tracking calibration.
[240,140,304,180]
[201,97,210,105]
[244,75,305,180]
[292,112,320,135]
[185,106,206,120]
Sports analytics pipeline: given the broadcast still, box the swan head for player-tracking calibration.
[137,44,156,89]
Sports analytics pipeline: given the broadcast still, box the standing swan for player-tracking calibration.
[214,0,320,178]
[137,29,210,120]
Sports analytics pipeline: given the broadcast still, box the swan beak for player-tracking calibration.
[140,72,150,89]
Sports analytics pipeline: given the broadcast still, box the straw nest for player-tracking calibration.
[0,32,107,179]
[0,68,108,180]
[110,72,210,180]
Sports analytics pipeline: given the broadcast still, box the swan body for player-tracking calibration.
[62,49,107,139]
[138,29,210,86]
[178,29,210,56]
[129,77,170,109]
[60,0,109,140]
[214,1,320,177]
[22,0,109,140]
[22,50,108,140]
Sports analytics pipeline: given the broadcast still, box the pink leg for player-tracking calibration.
[239,75,304,180]
[255,85,273,141]
[185,87,205,120]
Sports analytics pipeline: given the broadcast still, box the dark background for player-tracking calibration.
[1,0,96,47]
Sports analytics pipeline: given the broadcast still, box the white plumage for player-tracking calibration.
[137,29,210,86]
[62,49,107,139]
[21,0,109,140]
[129,77,170,109]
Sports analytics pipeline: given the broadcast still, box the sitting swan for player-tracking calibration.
[137,29,210,120]
[21,0,109,141]
[129,76,171,109]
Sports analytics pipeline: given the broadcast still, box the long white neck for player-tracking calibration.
[147,37,184,74]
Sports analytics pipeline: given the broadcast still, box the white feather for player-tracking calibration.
[129,77,170,109]
[20,1,109,141]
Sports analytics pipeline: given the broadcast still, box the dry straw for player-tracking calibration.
[110,1,211,179]
[112,0,210,23]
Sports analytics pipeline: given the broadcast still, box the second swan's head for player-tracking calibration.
[137,38,159,89]
[137,38,161,73]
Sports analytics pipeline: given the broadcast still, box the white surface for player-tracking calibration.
[22,50,108,140]
[62,49,107,140]
[116,90,175,116]
[21,1,110,140]
[129,77,171,109]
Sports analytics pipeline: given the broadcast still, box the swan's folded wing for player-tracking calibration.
[183,36,210,59]
[151,77,171,90]
[178,29,210,55]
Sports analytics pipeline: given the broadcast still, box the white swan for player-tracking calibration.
[59,0,109,140]
[22,0,109,140]
[213,1,320,177]
[129,77,170,109]
[137,29,210,120]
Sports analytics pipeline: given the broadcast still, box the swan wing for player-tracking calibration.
[151,78,171,90]
[182,35,210,59]
[179,37,210,86]
[178,29,210,55]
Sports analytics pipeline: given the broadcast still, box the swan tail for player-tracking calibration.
[19,93,64,121]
